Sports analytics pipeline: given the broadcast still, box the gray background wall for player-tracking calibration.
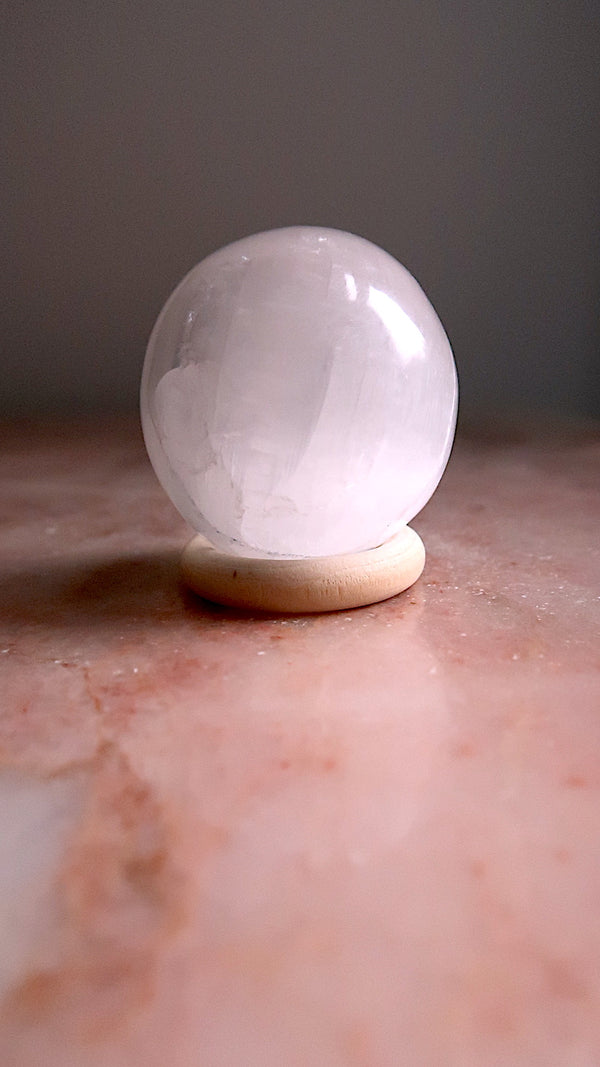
[3,0,599,422]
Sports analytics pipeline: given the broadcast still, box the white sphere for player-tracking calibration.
[141,227,458,558]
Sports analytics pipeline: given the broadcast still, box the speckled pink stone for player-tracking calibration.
[0,416,599,1066]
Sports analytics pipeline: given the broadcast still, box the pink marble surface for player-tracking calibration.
[1,416,599,1066]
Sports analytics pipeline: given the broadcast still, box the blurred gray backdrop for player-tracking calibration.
[3,0,599,421]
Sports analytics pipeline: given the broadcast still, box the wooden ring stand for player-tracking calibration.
[181,526,425,613]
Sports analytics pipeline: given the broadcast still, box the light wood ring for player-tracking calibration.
[181,526,425,613]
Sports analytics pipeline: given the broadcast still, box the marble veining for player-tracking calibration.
[0,416,599,1066]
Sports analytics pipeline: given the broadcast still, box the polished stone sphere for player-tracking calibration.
[141,227,458,558]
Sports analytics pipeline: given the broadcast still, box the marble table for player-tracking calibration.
[1,416,599,1067]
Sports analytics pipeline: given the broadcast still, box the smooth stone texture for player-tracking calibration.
[141,227,457,558]
[181,526,426,613]
[1,416,600,1066]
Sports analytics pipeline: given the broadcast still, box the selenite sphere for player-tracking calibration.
[141,227,458,558]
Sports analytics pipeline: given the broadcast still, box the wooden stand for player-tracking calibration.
[181,526,425,613]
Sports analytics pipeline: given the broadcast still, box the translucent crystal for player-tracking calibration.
[141,227,458,558]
